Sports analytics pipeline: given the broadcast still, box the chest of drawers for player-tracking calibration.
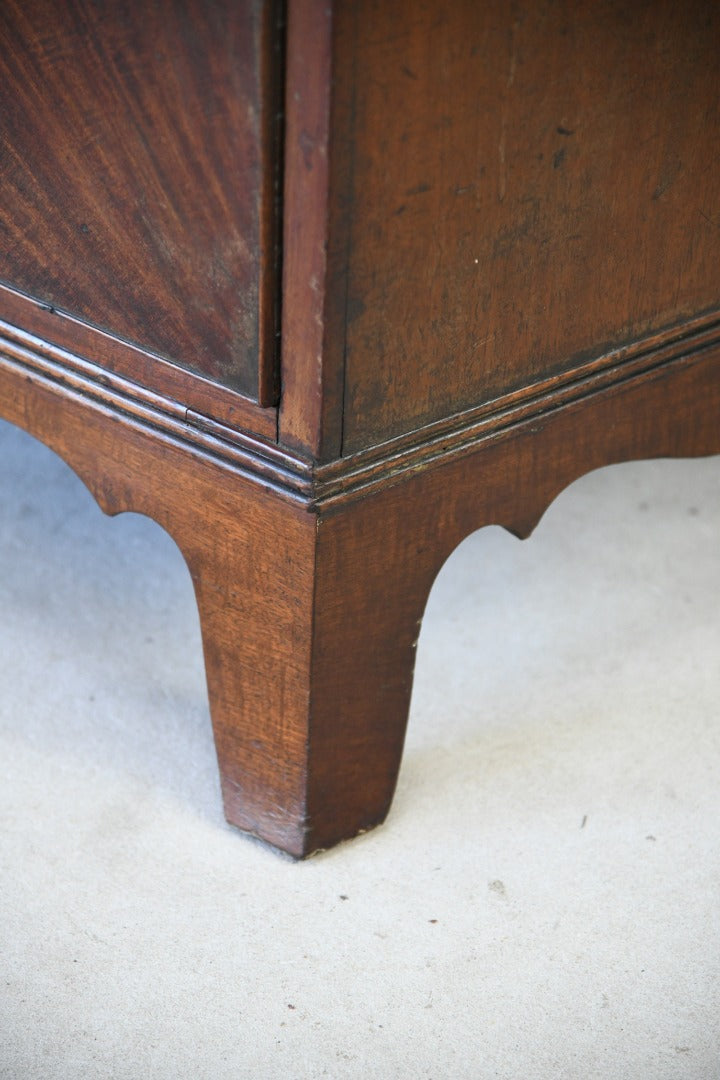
[1,0,719,855]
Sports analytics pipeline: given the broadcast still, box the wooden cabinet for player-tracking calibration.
[1,0,719,856]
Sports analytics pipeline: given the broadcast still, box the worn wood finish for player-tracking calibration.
[333,0,720,452]
[1,0,719,854]
[208,345,720,853]
[0,0,280,402]
[305,348,720,852]
[1,317,718,855]
[0,342,310,854]
[0,283,278,440]
[278,0,343,458]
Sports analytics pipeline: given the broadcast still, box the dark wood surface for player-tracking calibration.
[278,0,345,458]
[0,0,280,402]
[0,282,279,439]
[1,0,719,853]
[329,0,720,453]
[1,314,718,855]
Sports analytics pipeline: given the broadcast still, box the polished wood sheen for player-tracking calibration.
[0,0,281,402]
[0,0,718,855]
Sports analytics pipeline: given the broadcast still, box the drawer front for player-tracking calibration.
[0,0,279,405]
[336,0,720,453]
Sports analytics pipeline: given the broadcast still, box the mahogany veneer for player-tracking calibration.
[1,0,718,856]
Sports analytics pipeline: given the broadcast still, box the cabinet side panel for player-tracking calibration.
[338,0,720,452]
[0,0,279,401]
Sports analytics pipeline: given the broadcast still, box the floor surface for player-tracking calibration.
[1,417,719,1079]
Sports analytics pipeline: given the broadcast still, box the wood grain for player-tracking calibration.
[278,0,351,459]
[1,0,719,854]
[332,0,720,452]
[302,344,720,852]
[0,282,278,439]
[0,0,280,401]
[1,316,718,854]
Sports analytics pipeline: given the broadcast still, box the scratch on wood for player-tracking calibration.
[498,19,519,203]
